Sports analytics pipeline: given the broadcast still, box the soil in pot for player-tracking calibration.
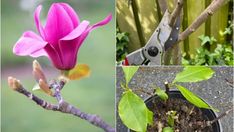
[147,97,214,132]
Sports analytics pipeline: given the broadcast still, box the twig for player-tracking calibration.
[164,81,170,95]
[206,107,233,126]
[190,107,233,129]
[178,0,227,42]
[172,41,182,65]
[157,0,168,14]
[8,77,115,132]
[134,88,154,96]
[14,84,59,111]
[169,0,184,27]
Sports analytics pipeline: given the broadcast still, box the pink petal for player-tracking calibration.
[57,14,112,67]
[34,5,46,39]
[58,21,90,69]
[59,3,80,28]
[23,31,43,41]
[73,14,112,49]
[61,20,89,41]
[30,49,48,57]
[21,31,48,57]
[44,3,74,46]
[44,44,64,70]
[13,31,48,57]
[57,39,79,69]
[88,14,112,31]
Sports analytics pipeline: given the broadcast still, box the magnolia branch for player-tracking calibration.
[169,0,183,27]
[157,0,168,14]
[167,0,226,64]
[178,0,227,42]
[8,61,115,132]
[8,77,115,132]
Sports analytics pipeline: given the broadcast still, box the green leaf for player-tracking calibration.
[175,84,218,112]
[155,87,168,101]
[118,90,153,132]
[173,66,214,83]
[146,108,153,126]
[210,37,217,45]
[122,66,139,85]
[162,127,173,132]
[117,33,125,40]
[198,35,210,46]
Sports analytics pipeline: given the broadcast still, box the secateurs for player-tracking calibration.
[122,10,181,65]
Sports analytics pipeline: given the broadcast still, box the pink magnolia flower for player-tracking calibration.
[13,3,112,70]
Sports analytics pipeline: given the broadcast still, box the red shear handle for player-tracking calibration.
[122,58,129,66]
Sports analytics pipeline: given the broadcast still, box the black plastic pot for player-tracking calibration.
[129,90,222,132]
[147,90,222,132]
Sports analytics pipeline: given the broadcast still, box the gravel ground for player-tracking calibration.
[116,66,233,132]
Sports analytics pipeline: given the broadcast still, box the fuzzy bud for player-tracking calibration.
[32,60,47,83]
[8,76,22,90]
[39,79,53,96]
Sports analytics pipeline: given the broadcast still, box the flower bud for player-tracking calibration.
[32,60,47,83]
[39,79,53,96]
[8,76,22,90]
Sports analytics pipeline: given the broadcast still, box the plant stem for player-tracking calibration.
[134,88,154,96]
[206,107,233,126]
[11,81,115,132]
[178,0,226,42]
[164,81,170,95]
[169,0,184,27]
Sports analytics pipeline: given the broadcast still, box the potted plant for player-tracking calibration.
[117,66,232,132]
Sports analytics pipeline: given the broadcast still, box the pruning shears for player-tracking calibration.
[122,10,181,65]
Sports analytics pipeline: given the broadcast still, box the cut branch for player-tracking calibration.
[8,77,115,132]
[178,0,227,42]
[157,0,168,14]
[164,81,170,95]
[169,0,184,27]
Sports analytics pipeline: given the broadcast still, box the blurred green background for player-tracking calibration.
[1,0,115,132]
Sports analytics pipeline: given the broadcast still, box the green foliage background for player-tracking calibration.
[1,0,115,132]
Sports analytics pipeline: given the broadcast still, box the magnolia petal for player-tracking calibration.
[44,3,74,46]
[23,31,43,41]
[44,44,64,70]
[20,31,47,57]
[89,14,112,31]
[58,21,89,69]
[31,49,48,57]
[76,14,112,47]
[61,20,89,41]
[13,31,47,57]
[59,3,80,28]
[57,38,79,70]
[34,5,46,39]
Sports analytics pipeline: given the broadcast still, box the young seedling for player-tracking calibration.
[118,66,232,132]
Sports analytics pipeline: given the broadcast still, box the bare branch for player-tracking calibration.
[207,107,233,126]
[157,0,168,14]
[8,77,115,132]
[164,81,170,94]
[178,0,227,42]
[169,0,184,27]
